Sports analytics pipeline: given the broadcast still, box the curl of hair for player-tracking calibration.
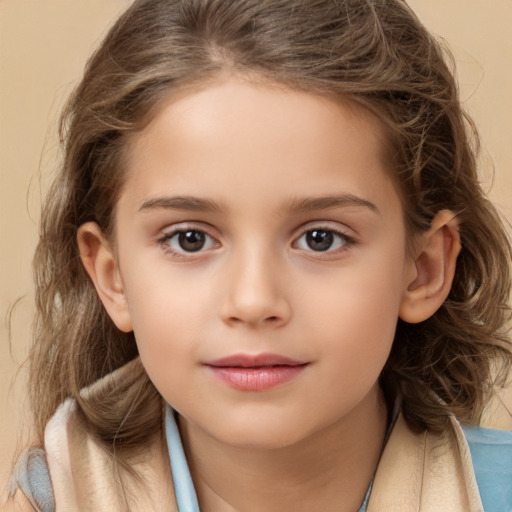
[30,0,511,453]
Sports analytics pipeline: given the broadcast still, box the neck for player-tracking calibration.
[179,384,388,512]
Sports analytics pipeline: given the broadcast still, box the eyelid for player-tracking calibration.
[293,220,357,240]
[158,221,219,240]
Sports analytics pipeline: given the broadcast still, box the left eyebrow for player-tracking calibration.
[283,194,380,215]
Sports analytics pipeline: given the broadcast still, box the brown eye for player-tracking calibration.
[178,230,206,252]
[305,230,334,251]
[296,228,350,253]
[163,229,216,254]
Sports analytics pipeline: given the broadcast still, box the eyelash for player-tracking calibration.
[157,225,356,258]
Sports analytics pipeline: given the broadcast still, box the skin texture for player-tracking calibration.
[78,78,460,512]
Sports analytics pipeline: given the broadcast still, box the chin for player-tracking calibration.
[208,416,314,451]
[222,431,303,451]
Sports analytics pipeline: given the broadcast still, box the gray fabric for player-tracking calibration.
[9,448,55,512]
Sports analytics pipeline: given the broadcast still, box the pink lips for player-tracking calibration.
[205,353,308,391]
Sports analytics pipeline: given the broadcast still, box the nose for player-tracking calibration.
[219,246,292,329]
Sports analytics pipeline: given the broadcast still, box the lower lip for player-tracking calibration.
[207,365,307,391]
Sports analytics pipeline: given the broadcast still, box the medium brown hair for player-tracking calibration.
[29,0,511,452]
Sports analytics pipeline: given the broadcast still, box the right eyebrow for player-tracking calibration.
[138,195,227,213]
[283,194,380,216]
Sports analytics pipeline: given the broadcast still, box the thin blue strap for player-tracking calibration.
[357,480,373,512]
[461,424,512,512]
[165,404,201,512]
[357,402,400,512]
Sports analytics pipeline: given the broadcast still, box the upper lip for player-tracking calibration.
[205,353,307,368]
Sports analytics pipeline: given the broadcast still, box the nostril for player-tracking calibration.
[228,315,281,324]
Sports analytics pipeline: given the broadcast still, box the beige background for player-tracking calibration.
[1,0,511,486]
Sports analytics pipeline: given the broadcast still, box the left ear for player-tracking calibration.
[399,210,461,324]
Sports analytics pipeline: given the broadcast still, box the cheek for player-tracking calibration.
[304,250,406,372]
[127,295,199,409]
[123,258,210,330]
[128,295,198,355]
[121,265,217,379]
[307,249,405,325]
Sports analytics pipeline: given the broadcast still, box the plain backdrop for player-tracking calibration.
[1,0,511,484]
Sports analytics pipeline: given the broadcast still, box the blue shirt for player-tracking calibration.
[461,424,512,512]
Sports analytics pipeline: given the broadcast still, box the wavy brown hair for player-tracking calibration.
[29,0,511,453]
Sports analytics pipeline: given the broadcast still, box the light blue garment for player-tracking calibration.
[461,424,512,512]
[165,404,201,511]
[358,481,373,512]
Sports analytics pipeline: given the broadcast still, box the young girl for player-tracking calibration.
[5,0,512,510]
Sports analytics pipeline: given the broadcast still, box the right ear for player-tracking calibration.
[77,222,133,332]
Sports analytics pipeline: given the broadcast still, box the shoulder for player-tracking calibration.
[7,361,177,511]
[461,424,512,511]
[6,397,98,512]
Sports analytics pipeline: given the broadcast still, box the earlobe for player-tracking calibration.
[399,210,461,324]
[77,222,133,332]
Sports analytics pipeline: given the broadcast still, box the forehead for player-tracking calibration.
[119,78,399,217]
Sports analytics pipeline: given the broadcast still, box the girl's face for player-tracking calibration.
[112,78,415,449]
